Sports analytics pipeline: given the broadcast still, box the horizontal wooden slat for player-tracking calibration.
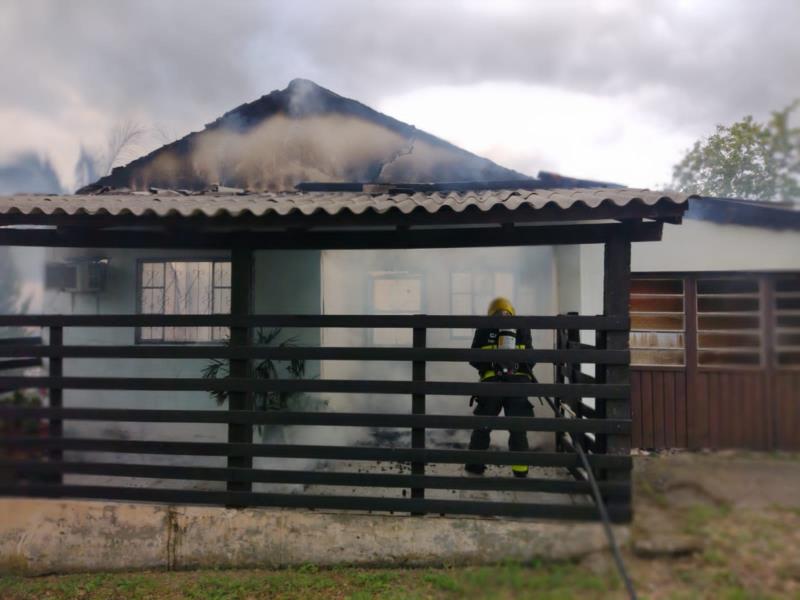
[0,484,630,521]
[0,314,629,330]
[0,337,43,346]
[0,438,633,469]
[2,461,630,497]
[0,376,630,398]
[0,358,42,371]
[0,408,630,434]
[0,345,630,365]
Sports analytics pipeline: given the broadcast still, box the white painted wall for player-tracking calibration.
[43,247,322,460]
[321,246,558,450]
[633,219,800,272]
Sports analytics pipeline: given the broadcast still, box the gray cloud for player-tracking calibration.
[1,0,798,188]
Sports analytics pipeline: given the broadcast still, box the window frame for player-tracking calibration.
[449,269,517,340]
[135,257,232,345]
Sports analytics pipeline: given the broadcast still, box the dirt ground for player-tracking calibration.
[1,451,799,599]
[619,450,800,599]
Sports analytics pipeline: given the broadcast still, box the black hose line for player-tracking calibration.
[538,395,637,600]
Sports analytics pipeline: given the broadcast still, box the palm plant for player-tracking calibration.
[202,327,307,413]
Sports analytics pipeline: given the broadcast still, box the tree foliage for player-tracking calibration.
[672,101,800,202]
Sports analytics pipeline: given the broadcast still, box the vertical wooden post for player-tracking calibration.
[48,326,63,485]
[684,275,701,449]
[760,276,776,451]
[602,235,632,506]
[227,248,253,495]
[554,322,565,452]
[411,326,426,508]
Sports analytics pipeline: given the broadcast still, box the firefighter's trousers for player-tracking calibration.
[467,374,533,464]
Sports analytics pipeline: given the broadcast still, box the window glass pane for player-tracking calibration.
[139,326,163,341]
[775,275,800,368]
[494,272,514,299]
[475,294,492,316]
[373,328,412,347]
[214,262,231,287]
[696,277,762,367]
[630,276,685,366]
[138,260,230,344]
[630,331,684,349]
[212,327,230,342]
[473,272,492,295]
[214,288,231,314]
[451,272,471,294]
[141,288,163,314]
[195,262,213,315]
[372,278,422,312]
[452,294,472,315]
[142,262,164,287]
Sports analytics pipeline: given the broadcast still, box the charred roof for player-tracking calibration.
[78,79,531,194]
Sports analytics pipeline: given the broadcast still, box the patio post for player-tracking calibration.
[227,247,254,494]
[601,233,632,502]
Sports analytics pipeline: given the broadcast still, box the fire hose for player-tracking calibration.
[537,395,637,600]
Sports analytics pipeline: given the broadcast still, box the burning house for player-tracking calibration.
[0,79,795,539]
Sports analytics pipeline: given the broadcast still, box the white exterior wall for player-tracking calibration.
[320,247,558,449]
[565,218,800,334]
[43,247,321,457]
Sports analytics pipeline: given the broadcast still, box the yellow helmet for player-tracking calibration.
[487,296,515,316]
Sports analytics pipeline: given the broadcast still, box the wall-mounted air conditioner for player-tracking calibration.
[45,258,109,293]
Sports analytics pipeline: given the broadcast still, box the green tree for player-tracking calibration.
[672,101,800,202]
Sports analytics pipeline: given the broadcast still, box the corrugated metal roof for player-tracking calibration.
[0,188,689,219]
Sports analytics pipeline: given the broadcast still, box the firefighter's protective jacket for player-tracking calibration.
[469,327,535,380]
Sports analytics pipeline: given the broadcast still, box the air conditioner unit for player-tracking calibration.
[45,258,109,293]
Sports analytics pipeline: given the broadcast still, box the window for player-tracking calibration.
[138,260,231,343]
[450,270,515,338]
[775,275,800,369]
[369,272,423,346]
[696,277,762,367]
[630,278,685,366]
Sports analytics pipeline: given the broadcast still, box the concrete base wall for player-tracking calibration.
[0,499,627,575]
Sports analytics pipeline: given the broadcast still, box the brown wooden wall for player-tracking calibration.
[630,272,800,452]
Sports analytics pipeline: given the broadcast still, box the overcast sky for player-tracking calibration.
[1,0,799,192]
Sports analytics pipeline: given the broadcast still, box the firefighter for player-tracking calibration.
[465,296,535,478]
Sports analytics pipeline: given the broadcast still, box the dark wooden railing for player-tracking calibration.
[0,314,632,522]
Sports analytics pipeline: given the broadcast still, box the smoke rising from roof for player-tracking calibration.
[82,80,529,192]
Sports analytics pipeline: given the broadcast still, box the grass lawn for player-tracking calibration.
[0,561,617,600]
